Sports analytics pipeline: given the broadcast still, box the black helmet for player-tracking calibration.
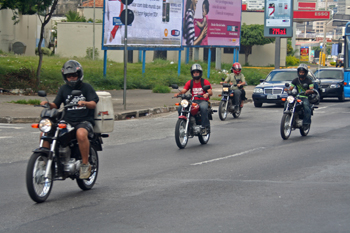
[62,60,84,89]
[191,63,203,80]
[308,89,320,104]
[297,64,308,79]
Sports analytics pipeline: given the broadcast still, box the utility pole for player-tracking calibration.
[321,0,328,66]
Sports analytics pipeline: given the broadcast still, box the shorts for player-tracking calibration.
[71,121,94,138]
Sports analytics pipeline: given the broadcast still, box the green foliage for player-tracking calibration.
[9,99,41,105]
[0,55,273,93]
[152,85,171,93]
[86,47,99,59]
[286,56,300,66]
[87,18,103,23]
[241,24,275,47]
[330,62,336,66]
[65,10,86,22]
[35,47,52,56]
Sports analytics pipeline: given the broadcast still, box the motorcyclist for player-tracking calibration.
[174,63,213,135]
[220,62,247,110]
[40,60,99,179]
[284,63,314,128]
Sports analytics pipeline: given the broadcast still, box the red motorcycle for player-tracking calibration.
[172,84,216,149]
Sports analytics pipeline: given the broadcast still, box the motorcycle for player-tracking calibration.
[26,90,109,203]
[172,84,216,149]
[280,83,317,140]
[218,78,242,121]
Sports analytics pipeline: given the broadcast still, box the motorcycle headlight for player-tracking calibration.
[253,88,263,93]
[330,84,340,88]
[181,99,189,108]
[287,96,295,103]
[39,119,52,133]
[223,87,229,92]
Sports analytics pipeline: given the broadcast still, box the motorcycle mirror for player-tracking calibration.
[38,90,47,97]
[221,77,225,81]
[285,83,290,87]
[171,84,179,89]
[202,85,210,91]
[260,79,265,83]
[71,90,82,96]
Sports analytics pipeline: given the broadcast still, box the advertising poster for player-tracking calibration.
[103,0,183,47]
[182,0,241,47]
[300,47,309,62]
[265,0,291,27]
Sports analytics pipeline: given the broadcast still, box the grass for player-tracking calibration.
[0,54,273,94]
[9,99,41,105]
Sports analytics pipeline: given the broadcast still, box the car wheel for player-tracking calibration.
[339,91,345,102]
[254,102,262,107]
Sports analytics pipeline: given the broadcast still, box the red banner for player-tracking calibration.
[293,11,330,19]
[298,2,316,11]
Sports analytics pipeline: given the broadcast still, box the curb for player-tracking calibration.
[0,99,253,124]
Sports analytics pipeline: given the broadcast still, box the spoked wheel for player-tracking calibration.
[198,131,210,145]
[300,124,310,136]
[77,147,99,190]
[175,119,188,149]
[280,114,292,140]
[233,107,241,118]
[26,153,53,203]
[218,101,228,121]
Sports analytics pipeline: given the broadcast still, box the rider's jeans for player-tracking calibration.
[301,98,311,125]
[232,89,242,106]
[284,98,311,125]
[177,100,209,128]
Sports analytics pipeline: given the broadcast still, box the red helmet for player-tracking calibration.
[231,62,242,75]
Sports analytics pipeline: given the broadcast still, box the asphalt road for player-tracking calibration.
[0,100,350,233]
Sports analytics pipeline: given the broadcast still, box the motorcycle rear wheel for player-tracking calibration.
[198,133,210,144]
[175,119,188,149]
[300,124,310,136]
[77,147,99,190]
[26,153,53,203]
[218,101,228,121]
[280,113,292,140]
[233,107,241,118]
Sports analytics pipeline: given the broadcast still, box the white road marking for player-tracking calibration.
[191,147,265,166]
[0,124,23,130]
[0,136,13,139]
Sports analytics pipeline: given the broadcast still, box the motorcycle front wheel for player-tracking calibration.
[77,147,99,190]
[218,101,228,121]
[175,119,188,149]
[26,153,53,203]
[300,124,310,136]
[280,113,292,140]
[198,132,210,145]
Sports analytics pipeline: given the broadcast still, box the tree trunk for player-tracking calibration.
[35,0,59,88]
[244,46,252,65]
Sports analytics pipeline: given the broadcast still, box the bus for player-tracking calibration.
[344,22,350,97]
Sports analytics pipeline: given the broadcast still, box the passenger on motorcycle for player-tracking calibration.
[221,62,247,110]
[284,63,314,128]
[174,63,213,135]
[40,60,99,179]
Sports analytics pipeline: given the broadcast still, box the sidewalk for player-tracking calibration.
[0,85,254,123]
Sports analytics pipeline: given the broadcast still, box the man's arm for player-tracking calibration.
[174,88,188,97]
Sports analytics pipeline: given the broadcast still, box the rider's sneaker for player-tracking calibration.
[201,127,208,136]
[79,163,91,179]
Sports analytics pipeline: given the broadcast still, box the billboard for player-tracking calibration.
[103,0,183,48]
[264,0,293,37]
[300,47,309,62]
[182,0,241,47]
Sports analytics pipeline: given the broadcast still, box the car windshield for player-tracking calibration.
[314,70,343,79]
[265,71,302,82]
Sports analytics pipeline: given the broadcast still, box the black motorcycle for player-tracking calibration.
[26,90,108,203]
[280,83,317,140]
[218,78,242,120]
[172,84,216,149]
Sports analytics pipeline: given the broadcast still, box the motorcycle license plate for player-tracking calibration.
[267,94,278,99]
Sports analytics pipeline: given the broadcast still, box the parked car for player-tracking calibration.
[314,68,345,101]
[252,68,320,107]
[336,54,344,67]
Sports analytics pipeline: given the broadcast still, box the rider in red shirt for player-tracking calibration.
[174,64,213,135]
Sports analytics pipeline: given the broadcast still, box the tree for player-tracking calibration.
[240,23,275,65]
[0,0,59,87]
[65,10,86,22]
